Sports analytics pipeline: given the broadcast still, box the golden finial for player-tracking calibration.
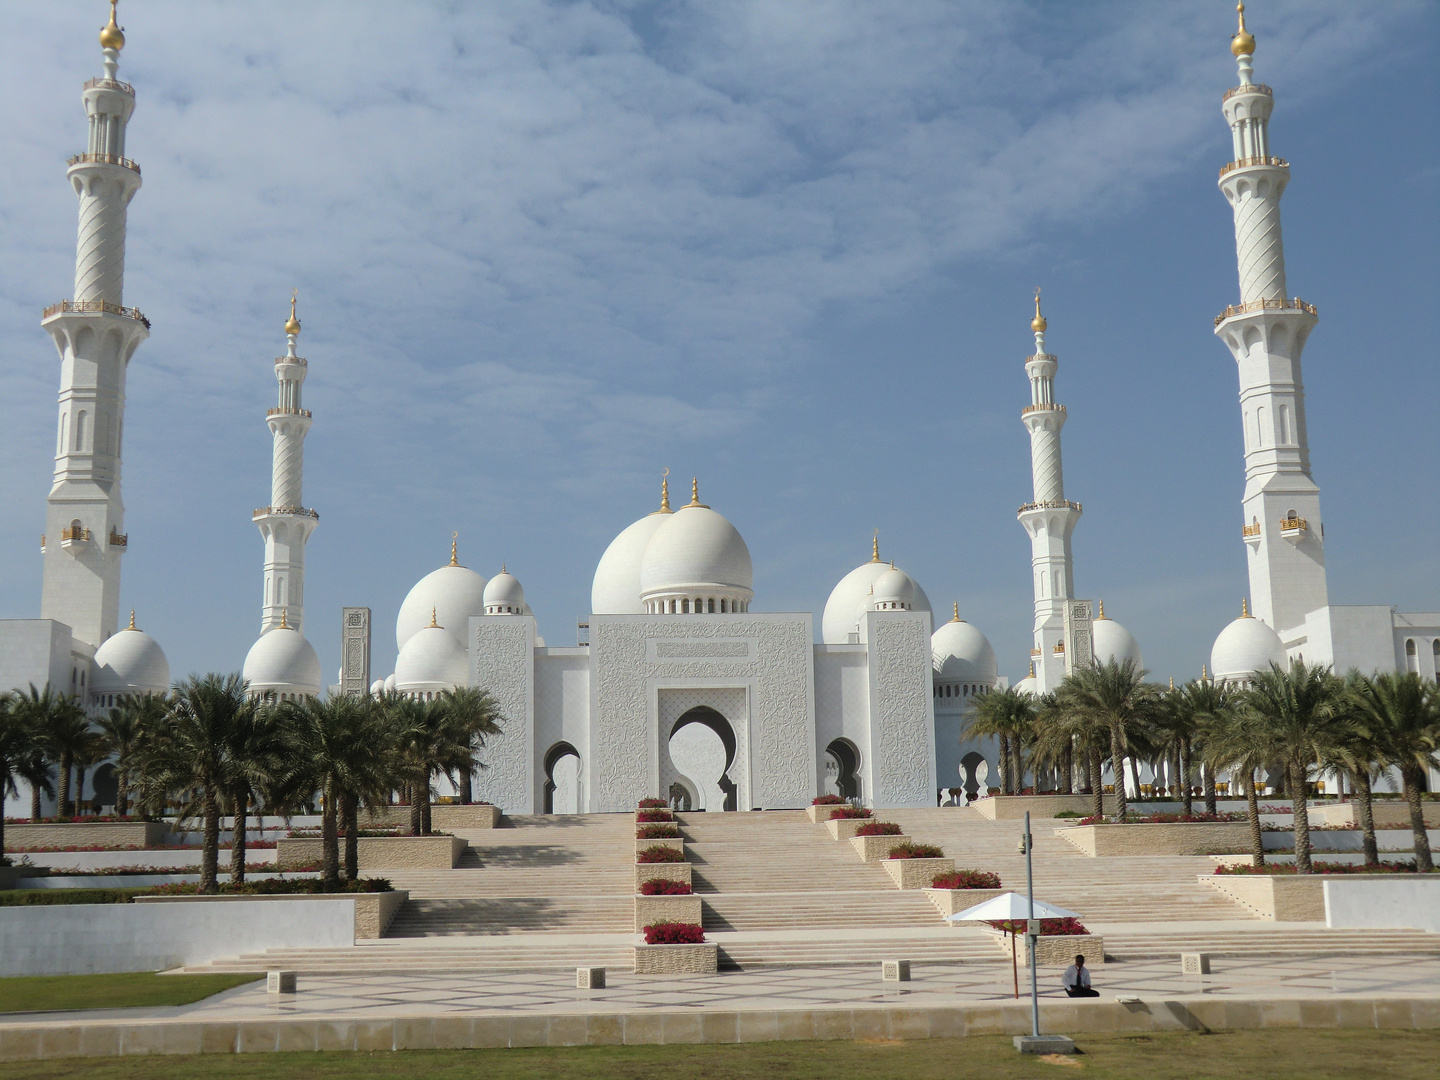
[1241,596,1251,618]
[428,607,440,629]
[1030,287,1047,334]
[686,477,707,508]
[100,0,125,51]
[449,532,459,567]
[127,609,137,631]
[1029,659,1036,678]
[658,468,672,513]
[284,290,301,336]
[501,563,507,574]
[1232,2,1256,58]
[279,608,289,629]
[1096,599,1109,620]
[871,531,881,563]
[952,602,960,622]
[1202,663,1210,682]
[1169,676,1175,691]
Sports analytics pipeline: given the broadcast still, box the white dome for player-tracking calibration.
[397,562,487,652]
[639,501,753,606]
[383,673,397,693]
[592,511,670,615]
[369,679,386,696]
[932,616,997,684]
[1092,609,1143,671]
[1211,613,1286,682]
[1014,673,1039,698]
[821,551,932,645]
[394,624,470,692]
[92,622,170,696]
[871,567,915,610]
[483,568,526,614]
[243,627,322,697]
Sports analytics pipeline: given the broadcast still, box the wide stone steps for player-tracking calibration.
[386,896,633,937]
[182,940,636,975]
[700,891,940,931]
[1098,928,1440,960]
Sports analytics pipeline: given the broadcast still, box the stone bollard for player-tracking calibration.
[1181,952,1211,975]
[266,971,297,995]
[881,960,911,983]
[577,967,606,989]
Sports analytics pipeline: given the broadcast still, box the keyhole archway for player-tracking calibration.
[824,738,862,802]
[668,706,738,812]
[543,741,581,815]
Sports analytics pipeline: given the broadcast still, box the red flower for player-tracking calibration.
[854,822,903,837]
[811,795,844,805]
[636,845,685,864]
[932,869,1002,889]
[639,879,693,895]
[888,842,945,860]
[643,922,705,945]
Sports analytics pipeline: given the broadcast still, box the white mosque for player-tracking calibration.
[1,5,1436,814]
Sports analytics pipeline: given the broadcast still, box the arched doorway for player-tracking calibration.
[668,707,737,812]
[824,738,861,802]
[959,751,988,804]
[543,742,581,814]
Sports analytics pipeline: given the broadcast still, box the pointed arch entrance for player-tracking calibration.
[668,706,738,812]
[542,741,581,814]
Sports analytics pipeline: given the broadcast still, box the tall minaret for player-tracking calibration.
[1213,3,1326,637]
[39,2,148,649]
[1017,291,1081,692]
[253,294,318,633]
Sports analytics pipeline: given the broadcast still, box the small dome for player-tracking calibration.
[92,618,169,696]
[870,566,915,610]
[369,679,386,696]
[1211,611,1285,682]
[592,514,669,615]
[638,493,753,608]
[1014,673,1039,698]
[1092,605,1143,671]
[243,627,322,697]
[394,623,470,692]
[484,567,526,615]
[383,673,397,693]
[932,617,997,684]
[821,545,932,644]
[397,562,487,652]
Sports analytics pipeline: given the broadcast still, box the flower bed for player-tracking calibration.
[639,878,693,895]
[3,815,153,825]
[637,798,668,809]
[146,876,394,896]
[854,822,903,837]
[636,824,680,839]
[636,809,674,823]
[829,806,871,819]
[811,795,844,805]
[642,921,704,945]
[636,845,685,864]
[4,844,143,854]
[990,916,1089,936]
[1214,860,1431,875]
[40,862,283,876]
[888,842,945,860]
[932,869,1002,890]
[286,828,413,839]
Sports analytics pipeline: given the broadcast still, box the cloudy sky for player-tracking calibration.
[0,1,1435,688]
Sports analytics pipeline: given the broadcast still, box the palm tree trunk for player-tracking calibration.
[201,789,220,893]
[1401,765,1434,874]
[1060,743,1073,795]
[1350,770,1378,865]
[1180,739,1193,815]
[229,787,248,885]
[998,735,1010,796]
[321,780,341,888]
[343,794,359,881]
[1109,724,1129,824]
[57,753,72,818]
[458,767,473,806]
[116,776,128,819]
[1090,747,1104,819]
[1203,765,1217,816]
[1291,761,1312,874]
[30,780,41,821]
[1011,743,1023,795]
[1127,757,1143,807]
[420,776,432,836]
[1245,769,1265,867]
[408,783,422,836]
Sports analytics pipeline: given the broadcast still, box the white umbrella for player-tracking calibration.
[943,891,1083,923]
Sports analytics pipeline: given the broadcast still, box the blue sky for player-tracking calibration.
[0,1,1435,689]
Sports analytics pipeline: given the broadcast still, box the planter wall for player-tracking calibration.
[987,931,1105,968]
[973,795,1114,821]
[826,818,884,841]
[365,804,502,830]
[633,894,703,932]
[1057,822,1250,857]
[635,838,685,857]
[923,887,1006,918]
[276,835,465,871]
[1201,875,1327,921]
[132,889,408,941]
[633,942,718,975]
[1308,802,1440,829]
[850,834,909,862]
[5,822,169,850]
[883,857,954,890]
[806,804,863,824]
[635,863,692,891]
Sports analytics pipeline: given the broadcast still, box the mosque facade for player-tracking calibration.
[1,6,1436,814]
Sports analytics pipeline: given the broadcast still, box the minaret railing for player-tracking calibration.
[1218,155,1286,178]
[67,151,139,173]
[1213,296,1316,326]
[42,299,149,327]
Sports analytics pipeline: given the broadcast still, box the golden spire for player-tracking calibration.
[652,468,672,514]
[871,531,881,563]
[1241,596,1251,618]
[449,532,459,567]
[127,609,136,631]
[284,290,301,336]
[952,602,960,623]
[1030,287,1047,334]
[1169,676,1175,691]
[100,0,125,51]
[1096,599,1109,620]
[279,608,289,630]
[501,563,507,574]
[1231,2,1256,58]
[428,607,440,629]
[1202,663,1210,682]
[686,477,707,508]
[1029,659,1036,678]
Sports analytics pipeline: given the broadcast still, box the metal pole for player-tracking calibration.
[1026,810,1040,1037]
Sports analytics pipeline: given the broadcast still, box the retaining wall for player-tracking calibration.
[276,836,464,871]
[972,796,1114,821]
[5,821,169,850]
[1058,822,1249,857]
[1324,878,1440,933]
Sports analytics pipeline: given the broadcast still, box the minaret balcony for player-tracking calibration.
[1279,515,1308,540]
[83,76,135,96]
[67,152,140,175]
[1242,522,1261,545]
[42,299,150,329]
[1213,296,1317,327]
[108,529,127,549]
[1021,402,1065,416]
[1222,83,1272,102]
[1018,499,1082,515]
[253,505,319,521]
[1218,155,1286,178]
[266,407,312,418]
[60,525,92,549]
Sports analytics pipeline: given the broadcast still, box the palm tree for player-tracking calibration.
[1352,672,1439,874]
[131,673,253,892]
[224,701,288,885]
[0,694,45,858]
[964,688,1035,796]
[1184,677,1235,814]
[1158,682,1198,813]
[438,686,504,804]
[1201,706,1271,866]
[11,684,86,818]
[1327,672,1384,866]
[97,693,166,818]
[1238,662,1353,874]
[1056,659,1159,823]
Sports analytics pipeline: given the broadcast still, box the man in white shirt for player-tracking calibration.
[1063,954,1098,997]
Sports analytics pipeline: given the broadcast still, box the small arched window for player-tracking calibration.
[75,411,88,451]
[1406,639,1419,673]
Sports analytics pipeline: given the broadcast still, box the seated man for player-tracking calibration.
[1063,954,1099,998]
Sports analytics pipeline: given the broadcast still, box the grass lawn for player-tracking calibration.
[2,1030,1436,1079]
[0,973,261,1014]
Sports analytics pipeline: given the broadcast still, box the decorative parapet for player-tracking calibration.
[1017,499,1082,515]
[83,76,135,95]
[1021,403,1065,415]
[67,152,140,174]
[266,406,312,418]
[1242,523,1261,539]
[60,524,91,544]
[253,505,319,520]
[108,529,127,548]
[1214,296,1317,326]
[1223,83,1273,102]
[1279,515,1308,534]
[1218,154,1287,178]
[42,299,150,329]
